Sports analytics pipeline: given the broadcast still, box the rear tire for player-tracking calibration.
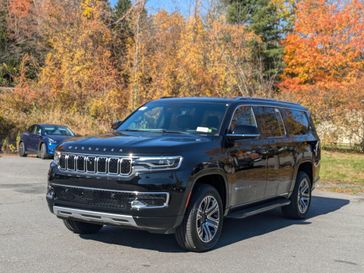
[18,142,27,157]
[175,184,223,252]
[282,171,312,219]
[63,219,103,234]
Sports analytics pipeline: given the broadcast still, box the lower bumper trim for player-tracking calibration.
[53,206,137,227]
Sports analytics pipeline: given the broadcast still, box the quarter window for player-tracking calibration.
[229,106,258,134]
[281,109,310,136]
[254,107,285,137]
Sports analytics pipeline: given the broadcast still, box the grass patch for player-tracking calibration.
[319,151,364,193]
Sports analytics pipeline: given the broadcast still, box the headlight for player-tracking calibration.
[48,138,57,144]
[54,150,61,164]
[133,156,183,171]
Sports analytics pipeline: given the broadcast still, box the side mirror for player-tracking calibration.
[111,120,122,130]
[226,125,260,140]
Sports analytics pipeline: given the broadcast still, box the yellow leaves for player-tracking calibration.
[125,12,261,105]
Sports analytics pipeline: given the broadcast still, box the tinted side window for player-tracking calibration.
[32,126,38,134]
[281,109,309,135]
[229,106,258,134]
[254,107,285,137]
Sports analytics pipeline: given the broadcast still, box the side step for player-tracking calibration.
[226,198,291,219]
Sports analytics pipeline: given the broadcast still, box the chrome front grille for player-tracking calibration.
[59,154,132,176]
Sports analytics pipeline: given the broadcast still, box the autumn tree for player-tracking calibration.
[124,11,269,109]
[280,0,364,144]
[38,0,122,120]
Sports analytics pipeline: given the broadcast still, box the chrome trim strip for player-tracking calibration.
[51,183,170,209]
[53,206,137,227]
[226,133,260,138]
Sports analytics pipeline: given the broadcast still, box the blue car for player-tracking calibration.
[19,124,76,159]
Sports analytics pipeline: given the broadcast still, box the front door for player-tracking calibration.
[28,125,42,151]
[225,105,267,206]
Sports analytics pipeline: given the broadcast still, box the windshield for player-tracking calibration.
[118,101,228,135]
[43,125,75,136]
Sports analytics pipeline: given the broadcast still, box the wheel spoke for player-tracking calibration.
[206,218,219,230]
[206,202,218,217]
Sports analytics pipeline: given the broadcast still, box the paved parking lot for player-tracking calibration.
[0,156,363,273]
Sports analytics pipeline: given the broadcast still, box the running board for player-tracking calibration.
[226,198,291,219]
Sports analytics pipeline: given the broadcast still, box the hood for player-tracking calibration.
[46,135,74,143]
[57,131,214,155]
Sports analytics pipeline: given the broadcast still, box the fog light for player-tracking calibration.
[130,193,169,210]
[47,188,55,199]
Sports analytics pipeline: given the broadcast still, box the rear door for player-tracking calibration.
[280,108,315,192]
[253,106,295,199]
[226,105,268,206]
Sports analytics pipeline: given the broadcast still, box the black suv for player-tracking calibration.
[47,97,320,252]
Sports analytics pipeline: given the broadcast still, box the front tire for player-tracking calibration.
[39,143,48,159]
[18,142,27,157]
[282,171,312,219]
[63,219,103,234]
[175,184,223,252]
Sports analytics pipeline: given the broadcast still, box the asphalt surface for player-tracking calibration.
[0,156,363,273]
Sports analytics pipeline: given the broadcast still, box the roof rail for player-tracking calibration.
[235,96,301,107]
[160,96,175,99]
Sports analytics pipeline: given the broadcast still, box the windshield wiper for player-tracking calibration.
[158,129,190,135]
[122,129,189,135]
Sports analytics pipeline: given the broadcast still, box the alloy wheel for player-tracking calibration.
[196,195,220,243]
[297,178,310,214]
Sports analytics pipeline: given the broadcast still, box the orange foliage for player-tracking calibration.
[281,0,364,90]
[8,0,31,17]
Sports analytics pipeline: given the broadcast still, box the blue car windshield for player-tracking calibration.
[43,126,74,136]
[118,101,229,135]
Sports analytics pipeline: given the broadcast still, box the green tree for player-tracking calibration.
[111,0,132,72]
[225,0,289,80]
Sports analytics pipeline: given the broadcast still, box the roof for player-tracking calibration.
[157,96,307,111]
[36,124,70,127]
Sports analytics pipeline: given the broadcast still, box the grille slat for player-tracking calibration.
[76,156,85,171]
[108,158,118,174]
[58,154,132,176]
[87,156,95,172]
[97,157,107,173]
[67,155,75,170]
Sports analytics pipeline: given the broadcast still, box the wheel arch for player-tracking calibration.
[290,160,313,193]
[188,170,229,215]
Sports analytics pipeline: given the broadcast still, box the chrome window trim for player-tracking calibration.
[225,133,260,138]
[275,108,287,136]
[51,183,170,209]
[226,103,310,138]
[227,105,259,135]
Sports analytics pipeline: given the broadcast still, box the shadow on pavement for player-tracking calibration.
[79,195,349,252]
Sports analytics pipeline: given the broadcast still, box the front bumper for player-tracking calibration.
[47,161,190,233]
